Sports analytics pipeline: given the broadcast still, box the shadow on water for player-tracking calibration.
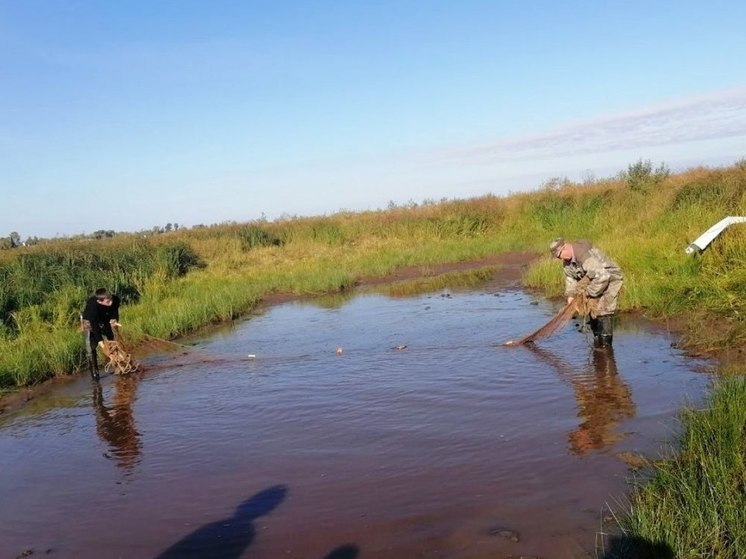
[526,344,636,456]
[92,374,142,473]
[153,484,358,559]
[155,484,288,559]
[602,534,674,558]
[322,544,360,558]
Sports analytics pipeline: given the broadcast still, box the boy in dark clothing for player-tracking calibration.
[81,288,121,379]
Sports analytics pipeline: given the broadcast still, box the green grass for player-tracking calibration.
[622,376,746,558]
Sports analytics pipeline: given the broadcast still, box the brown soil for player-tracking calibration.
[356,251,537,288]
[257,251,538,310]
[0,376,83,418]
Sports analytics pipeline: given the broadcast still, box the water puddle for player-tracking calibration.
[0,288,712,558]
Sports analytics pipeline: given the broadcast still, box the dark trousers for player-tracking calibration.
[84,323,115,376]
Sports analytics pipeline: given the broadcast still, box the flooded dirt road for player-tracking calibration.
[0,287,711,559]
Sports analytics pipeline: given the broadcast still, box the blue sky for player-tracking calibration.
[2,1,745,238]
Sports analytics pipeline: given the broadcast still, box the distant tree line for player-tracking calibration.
[0,222,187,249]
[0,232,25,249]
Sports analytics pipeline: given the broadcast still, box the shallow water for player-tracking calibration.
[0,288,712,559]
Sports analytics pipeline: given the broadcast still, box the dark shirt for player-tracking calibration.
[82,295,120,325]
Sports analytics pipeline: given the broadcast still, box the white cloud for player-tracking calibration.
[439,87,746,164]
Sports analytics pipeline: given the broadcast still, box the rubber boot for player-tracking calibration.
[83,331,99,379]
[89,350,100,380]
[598,315,613,347]
[588,317,602,345]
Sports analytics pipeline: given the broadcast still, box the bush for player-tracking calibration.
[237,225,283,251]
[623,159,670,192]
[156,241,203,277]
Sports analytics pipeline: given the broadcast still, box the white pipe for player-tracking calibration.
[685,216,746,254]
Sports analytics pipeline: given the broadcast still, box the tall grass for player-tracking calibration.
[0,239,201,333]
[623,377,746,558]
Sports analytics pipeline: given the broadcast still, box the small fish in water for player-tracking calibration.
[392,344,407,351]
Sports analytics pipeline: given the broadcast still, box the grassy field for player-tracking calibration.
[1,159,745,556]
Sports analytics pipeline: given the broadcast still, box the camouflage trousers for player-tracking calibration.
[594,277,623,316]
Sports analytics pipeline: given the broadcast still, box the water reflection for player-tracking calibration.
[91,374,142,472]
[528,344,636,455]
[155,484,288,559]
[570,346,635,455]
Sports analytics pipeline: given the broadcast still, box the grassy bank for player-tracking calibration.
[1,159,745,555]
[621,376,746,558]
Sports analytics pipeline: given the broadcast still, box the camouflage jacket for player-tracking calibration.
[562,240,623,298]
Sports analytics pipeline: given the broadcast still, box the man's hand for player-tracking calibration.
[110,319,121,327]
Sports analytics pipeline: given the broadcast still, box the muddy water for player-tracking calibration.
[0,289,711,559]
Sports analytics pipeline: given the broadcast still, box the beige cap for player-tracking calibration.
[549,237,565,256]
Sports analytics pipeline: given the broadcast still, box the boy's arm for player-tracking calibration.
[81,297,97,322]
[110,295,121,323]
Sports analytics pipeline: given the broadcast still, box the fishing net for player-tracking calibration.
[102,340,140,375]
[507,284,598,346]
[509,300,579,345]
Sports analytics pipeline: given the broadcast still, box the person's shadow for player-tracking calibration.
[92,374,142,473]
[155,484,288,559]
[602,534,674,558]
[322,544,360,559]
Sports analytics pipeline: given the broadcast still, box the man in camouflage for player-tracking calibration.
[549,238,623,347]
